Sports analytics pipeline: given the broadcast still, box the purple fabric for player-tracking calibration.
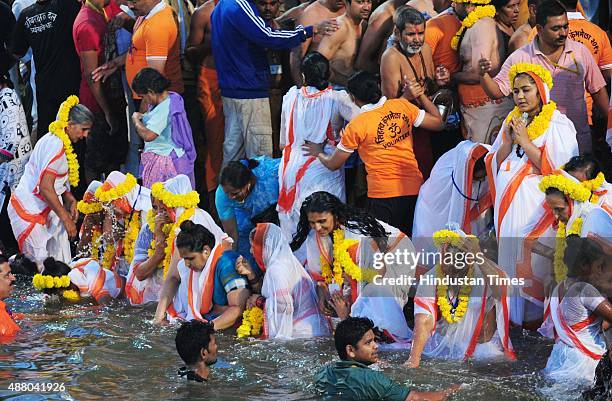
[140,151,195,189]
[168,92,196,165]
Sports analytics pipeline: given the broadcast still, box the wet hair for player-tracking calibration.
[536,0,566,27]
[219,159,260,189]
[563,155,602,180]
[394,5,425,31]
[175,320,216,365]
[301,52,330,91]
[9,254,38,277]
[176,221,216,253]
[131,67,171,95]
[334,317,374,360]
[42,257,71,277]
[290,191,389,252]
[68,104,95,126]
[557,0,577,10]
[564,235,605,279]
[347,71,382,105]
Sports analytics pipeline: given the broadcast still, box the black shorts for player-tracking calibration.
[366,195,418,237]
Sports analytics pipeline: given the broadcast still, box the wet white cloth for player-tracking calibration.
[69,258,122,302]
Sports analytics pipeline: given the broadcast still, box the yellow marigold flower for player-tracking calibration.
[151,182,200,209]
[77,200,103,215]
[451,5,496,50]
[95,173,137,203]
[539,174,593,203]
[62,289,80,302]
[581,172,605,192]
[508,62,553,91]
[504,101,557,142]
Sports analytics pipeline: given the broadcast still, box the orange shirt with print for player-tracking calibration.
[339,98,425,198]
[126,6,184,97]
[425,12,461,74]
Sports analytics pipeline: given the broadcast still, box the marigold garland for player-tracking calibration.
[553,218,583,282]
[62,289,81,302]
[151,182,200,209]
[77,200,103,215]
[146,210,173,263]
[435,264,473,324]
[32,274,71,290]
[504,101,557,142]
[49,95,80,187]
[539,174,593,203]
[101,244,116,270]
[320,229,377,286]
[508,63,554,92]
[236,306,264,338]
[432,230,462,248]
[451,5,496,50]
[163,208,196,278]
[95,173,138,203]
[581,172,605,192]
[91,228,102,260]
[122,212,141,265]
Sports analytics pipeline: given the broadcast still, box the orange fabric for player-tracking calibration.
[126,7,184,98]
[90,268,107,302]
[198,66,225,191]
[425,13,461,74]
[496,162,532,231]
[252,224,268,272]
[465,284,488,359]
[197,245,225,317]
[458,84,492,108]
[461,145,489,232]
[339,98,424,198]
[0,301,20,338]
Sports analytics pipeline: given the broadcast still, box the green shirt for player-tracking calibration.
[314,360,410,401]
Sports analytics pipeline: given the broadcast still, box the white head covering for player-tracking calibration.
[83,180,102,203]
[103,171,151,212]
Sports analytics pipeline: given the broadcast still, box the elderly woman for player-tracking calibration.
[131,68,196,188]
[485,63,578,326]
[492,0,520,57]
[236,223,330,339]
[125,174,227,306]
[8,96,93,268]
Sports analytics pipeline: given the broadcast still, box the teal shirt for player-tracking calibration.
[142,97,185,157]
[315,361,410,401]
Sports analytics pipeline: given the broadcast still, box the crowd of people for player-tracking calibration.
[0,0,611,398]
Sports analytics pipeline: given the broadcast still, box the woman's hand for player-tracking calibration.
[246,294,261,309]
[131,112,144,125]
[509,116,529,147]
[329,290,350,320]
[154,211,172,238]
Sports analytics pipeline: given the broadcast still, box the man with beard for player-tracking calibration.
[289,0,345,85]
[317,0,373,88]
[175,320,218,382]
[380,6,450,178]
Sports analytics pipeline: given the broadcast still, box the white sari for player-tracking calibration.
[126,175,227,306]
[485,109,579,324]
[413,140,492,256]
[252,223,330,339]
[8,133,71,265]
[277,86,359,245]
[69,258,123,302]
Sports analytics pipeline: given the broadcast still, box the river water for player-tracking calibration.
[0,279,588,401]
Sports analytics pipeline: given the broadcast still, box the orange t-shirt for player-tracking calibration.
[338,98,425,198]
[126,5,184,97]
[527,16,612,122]
[425,12,462,74]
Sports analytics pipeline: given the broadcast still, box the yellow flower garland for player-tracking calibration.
[553,218,583,282]
[504,101,557,142]
[163,208,196,278]
[435,264,473,324]
[320,229,377,287]
[151,182,200,209]
[432,229,462,248]
[146,209,173,263]
[237,306,264,338]
[581,172,605,192]
[77,200,103,215]
[62,289,81,302]
[49,95,80,187]
[95,173,138,203]
[451,5,496,50]
[122,211,141,265]
[539,174,593,203]
[91,228,102,260]
[32,274,71,290]
[101,244,116,270]
[508,62,554,92]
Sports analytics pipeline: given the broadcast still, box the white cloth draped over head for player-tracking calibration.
[485,109,579,324]
[125,174,228,306]
[83,180,102,202]
[8,133,71,265]
[252,223,330,339]
[304,219,416,343]
[277,86,359,248]
[413,140,492,257]
[103,171,151,213]
[69,258,122,302]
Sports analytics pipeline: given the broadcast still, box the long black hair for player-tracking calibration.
[301,52,330,91]
[219,159,260,189]
[176,221,216,252]
[290,191,389,252]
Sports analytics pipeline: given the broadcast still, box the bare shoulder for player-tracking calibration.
[381,45,400,63]
[193,0,215,21]
[368,0,394,24]
[299,1,325,24]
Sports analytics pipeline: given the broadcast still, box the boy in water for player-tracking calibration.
[175,320,218,382]
[315,317,457,400]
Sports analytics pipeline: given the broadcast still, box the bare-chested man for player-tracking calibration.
[289,0,345,84]
[380,5,449,177]
[317,0,373,87]
[354,0,406,73]
[508,0,539,52]
[277,0,315,25]
[186,0,223,216]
